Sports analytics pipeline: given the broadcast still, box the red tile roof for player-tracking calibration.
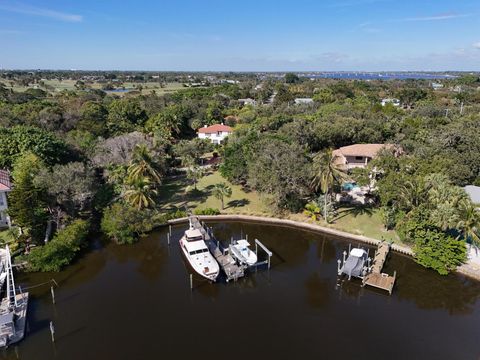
[333,144,394,158]
[0,170,11,191]
[197,124,233,134]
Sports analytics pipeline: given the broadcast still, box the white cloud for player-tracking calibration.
[400,13,470,22]
[473,42,480,50]
[0,3,83,22]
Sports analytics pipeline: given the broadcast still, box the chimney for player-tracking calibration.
[204,125,207,128]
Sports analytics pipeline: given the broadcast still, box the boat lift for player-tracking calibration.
[187,216,273,282]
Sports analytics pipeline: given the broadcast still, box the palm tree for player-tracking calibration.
[457,200,480,248]
[187,164,205,190]
[123,176,158,210]
[212,183,232,210]
[127,144,162,184]
[310,149,348,223]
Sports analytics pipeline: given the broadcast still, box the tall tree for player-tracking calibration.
[310,149,348,223]
[127,144,163,184]
[212,183,232,210]
[123,176,157,210]
[457,200,480,248]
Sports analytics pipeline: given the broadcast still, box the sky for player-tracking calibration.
[0,0,479,71]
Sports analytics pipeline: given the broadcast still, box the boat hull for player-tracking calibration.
[179,238,220,282]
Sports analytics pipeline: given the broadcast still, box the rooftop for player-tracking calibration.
[333,144,394,158]
[197,124,233,134]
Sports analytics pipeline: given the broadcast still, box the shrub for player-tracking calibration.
[101,203,187,245]
[194,208,220,215]
[26,220,90,272]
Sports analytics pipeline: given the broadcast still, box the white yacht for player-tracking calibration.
[179,226,220,281]
[229,239,257,266]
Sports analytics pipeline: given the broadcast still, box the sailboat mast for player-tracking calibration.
[5,246,17,307]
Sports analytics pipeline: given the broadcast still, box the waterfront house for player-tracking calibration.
[0,170,11,228]
[197,124,233,145]
[333,144,396,170]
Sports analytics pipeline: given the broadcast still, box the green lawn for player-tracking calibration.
[158,170,269,215]
[159,169,401,243]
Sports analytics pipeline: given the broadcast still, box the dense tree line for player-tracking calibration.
[0,73,479,274]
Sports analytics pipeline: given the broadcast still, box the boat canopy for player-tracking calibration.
[350,248,366,257]
[236,240,251,247]
[185,229,203,240]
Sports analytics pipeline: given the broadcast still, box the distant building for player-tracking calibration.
[197,124,233,145]
[294,98,314,105]
[381,98,400,107]
[431,82,444,90]
[238,98,257,106]
[333,144,397,170]
[0,170,11,228]
[464,185,480,205]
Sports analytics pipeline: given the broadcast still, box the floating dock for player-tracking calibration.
[362,242,396,295]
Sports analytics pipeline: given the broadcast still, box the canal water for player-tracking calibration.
[2,221,480,359]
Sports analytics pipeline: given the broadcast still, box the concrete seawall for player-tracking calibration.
[168,214,480,281]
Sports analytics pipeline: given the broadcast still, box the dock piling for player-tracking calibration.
[167,233,170,246]
[189,274,193,290]
[50,286,55,304]
[49,321,55,343]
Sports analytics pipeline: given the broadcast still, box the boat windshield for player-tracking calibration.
[186,235,204,241]
[189,248,209,255]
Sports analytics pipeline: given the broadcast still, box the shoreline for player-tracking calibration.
[167,214,480,282]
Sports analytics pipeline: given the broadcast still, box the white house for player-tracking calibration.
[0,170,11,228]
[294,98,314,105]
[238,98,257,106]
[381,98,400,107]
[197,124,233,145]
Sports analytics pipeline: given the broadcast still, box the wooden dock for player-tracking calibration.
[189,216,247,282]
[362,242,396,295]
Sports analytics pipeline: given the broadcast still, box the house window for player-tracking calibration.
[217,131,222,136]
[0,194,4,206]
[355,156,363,161]
[205,133,211,137]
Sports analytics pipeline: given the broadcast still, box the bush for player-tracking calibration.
[25,220,90,272]
[101,203,147,245]
[194,208,220,215]
[101,203,187,245]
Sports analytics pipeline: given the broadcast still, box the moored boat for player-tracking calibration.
[229,239,257,266]
[179,224,220,281]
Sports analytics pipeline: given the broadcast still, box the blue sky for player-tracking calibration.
[0,0,479,71]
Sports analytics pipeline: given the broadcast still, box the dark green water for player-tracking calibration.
[2,221,480,360]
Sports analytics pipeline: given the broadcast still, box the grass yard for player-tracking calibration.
[159,169,401,243]
[158,170,269,215]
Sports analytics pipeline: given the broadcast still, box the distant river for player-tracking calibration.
[304,72,457,80]
[3,221,480,359]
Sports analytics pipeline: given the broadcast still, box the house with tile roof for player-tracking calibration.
[197,124,233,145]
[333,144,396,170]
[0,170,11,228]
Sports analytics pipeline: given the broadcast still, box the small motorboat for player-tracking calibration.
[179,226,220,281]
[338,247,369,280]
[229,239,257,266]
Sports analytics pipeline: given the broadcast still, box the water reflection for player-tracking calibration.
[3,221,480,360]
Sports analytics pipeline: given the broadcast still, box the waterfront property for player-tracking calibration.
[0,170,11,229]
[197,124,233,144]
[333,143,395,170]
[9,221,480,359]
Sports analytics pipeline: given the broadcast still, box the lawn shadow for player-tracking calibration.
[332,204,375,222]
[226,198,250,209]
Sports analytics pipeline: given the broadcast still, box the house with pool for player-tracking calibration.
[333,143,396,171]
